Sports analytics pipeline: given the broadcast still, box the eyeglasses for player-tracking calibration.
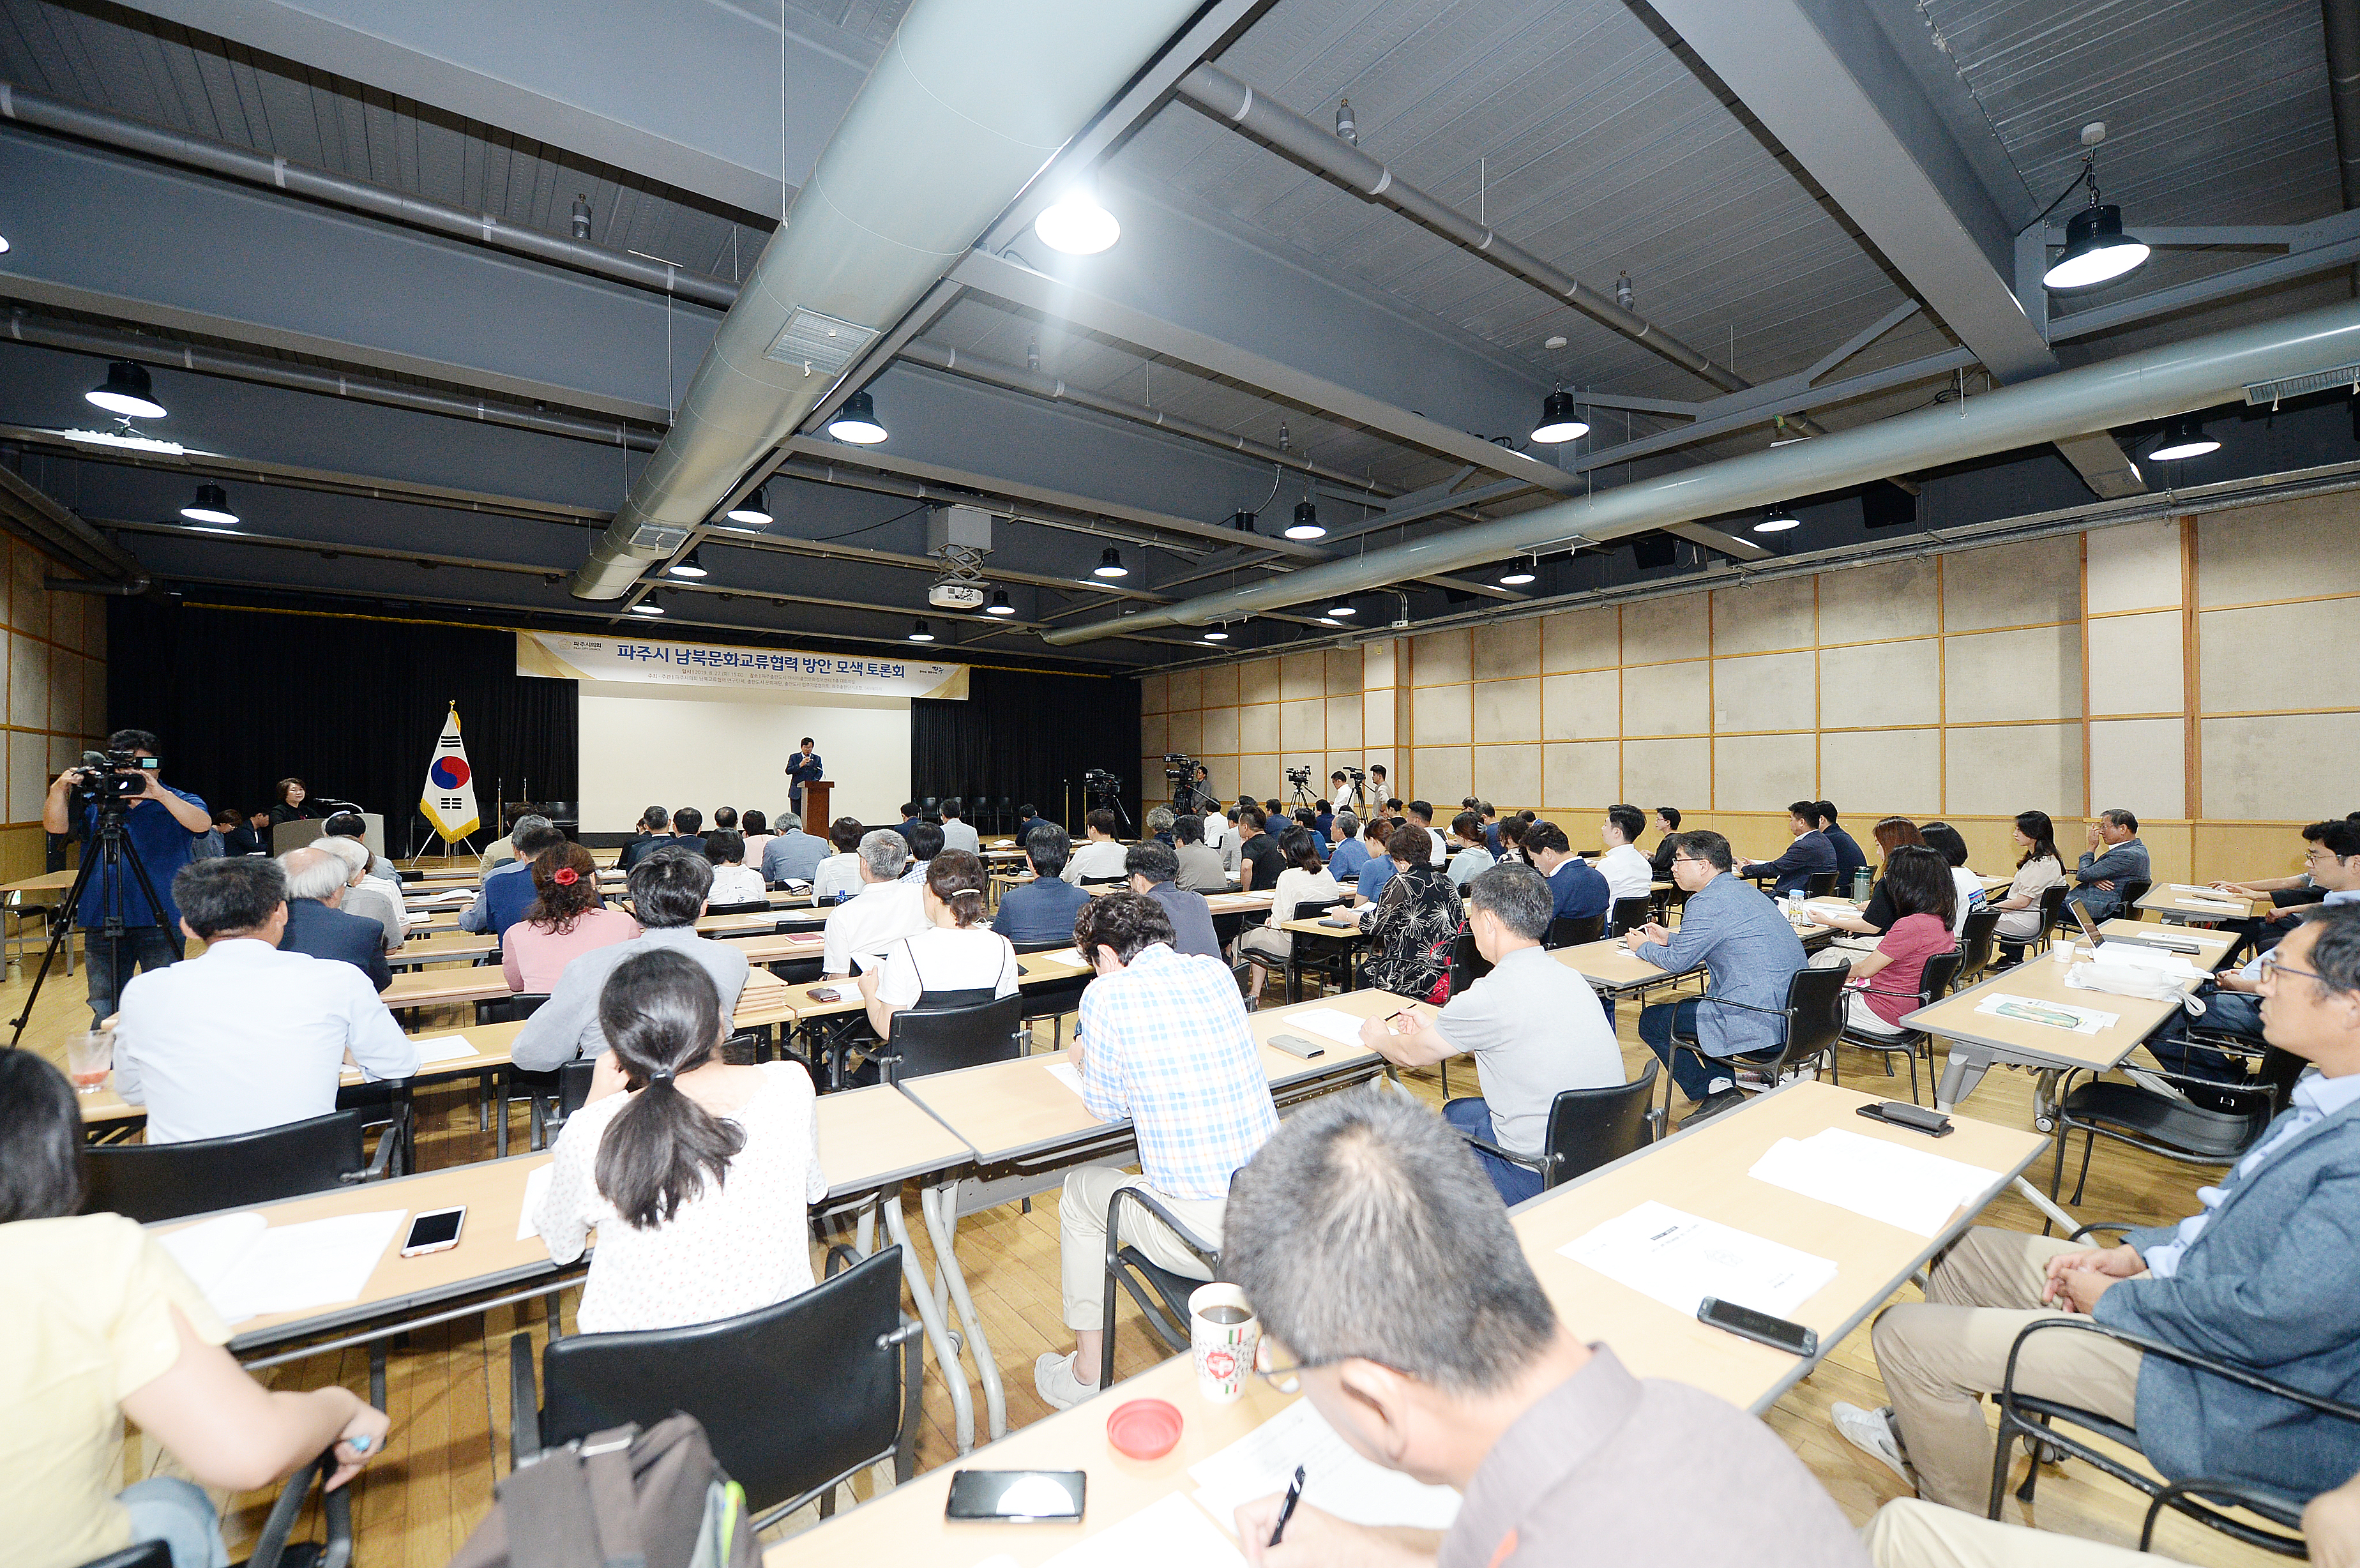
[1252,1341,1406,1391]
[2257,953,2331,988]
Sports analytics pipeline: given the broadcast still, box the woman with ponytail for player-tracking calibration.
[531,947,824,1332]
[858,848,1019,1035]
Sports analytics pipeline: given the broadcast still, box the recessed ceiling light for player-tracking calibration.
[2149,412,2220,460]
[667,547,707,578]
[1531,389,1589,444]
[1034,181,1120,255]
[827,389,888,444]
[1093,547,1128,578]
[909,618,935,642]
[179,483,238,525]
[87,359,165,419]
[725,485,772,525]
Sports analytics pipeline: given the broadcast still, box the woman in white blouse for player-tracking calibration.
[1990,809,2066,964]
[859,850,1020,1036]
[532,947,824,1334]
[700,829,768,905]
[1235,826,1344,1005]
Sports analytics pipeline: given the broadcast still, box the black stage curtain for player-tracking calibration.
[912,666,1140,833]
[106,600,575,850]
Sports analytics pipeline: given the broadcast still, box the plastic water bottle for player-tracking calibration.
[1852,866,1872,901]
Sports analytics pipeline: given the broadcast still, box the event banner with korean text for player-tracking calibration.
[517,630,970,700]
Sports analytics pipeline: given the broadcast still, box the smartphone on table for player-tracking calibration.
[401,1205,467,1258]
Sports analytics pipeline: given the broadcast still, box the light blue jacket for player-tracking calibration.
[1633,873,1807,1059]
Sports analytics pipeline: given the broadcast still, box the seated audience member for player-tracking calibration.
[274,847,393,991]
[616,805,674,870]
[1361,863,1624,1205]
[1221,1090,1869,1565]
[1238,827,1344,1000]
[458,815,554,933]
[0,1051,392,1568]
[1817,801,1868,886]
[896,802,925,840]
[1649,804,1685,879]
[1833,906,2360,1514]
[476,802,536,872]
[1326,811,1370,883]
[1033,893,1279,1410]
[1598,803,1656,903]
[533,949,823,1334]
[465,820,568,939]
[1060,811,1133,886]
[669,806,707,861]
[810,816,866,900]
[860,851,1019,1036]
[711,806,738,832]
[1865,1473,2360,1568]
[736,808,773,868]
[1232,806,1286,894]
[1313,797,1335,839]
[1991,810,2066,964]
[1742,800,1842,896]
[1146,805,1178,847]
[1629,831,1808,1107]
[512,850,750,1072]
[1362,821,1464,1001]
[1809,846,1955,1038]
[701,829,767,905]
[1919,822,1990,937]
[1480,799,1503,855]
[1200,800,1230,854]
[1018,803,1057,843]
[2214,818,2359,958]
[1220,808,1243,873]
[322,811,400,883]
[309,835,405,955]
[817,830,930,979]
[1818,817,1929,939]
[1352,815,1405,908]
[995,825,1095,942]
[1127,840,1222,960]
[1497,815,1532,867]
[1291,807,1328,861]
[1527,820,1611,925]
[1447,811,1496,888]
[213,806,266,857]
[1406,799,1450,866]
[938,797,983,856]
[192,806,234,859]
[900,820,945,884]
[1172,811,1229,893]
[759,811,828,885]
[112,859,418,1142]
[504,842,639,993]
[2068,807,2150,922]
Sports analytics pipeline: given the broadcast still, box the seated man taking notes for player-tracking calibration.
[1630,831,1808,1108]
[1741,800,1840,897]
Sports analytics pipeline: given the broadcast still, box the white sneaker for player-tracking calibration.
[1832,1401,1914,1486]
[1034,1351,1098,1411]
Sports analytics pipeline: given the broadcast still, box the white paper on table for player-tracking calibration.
[163,1210,407,1324]
[1026,947,1084,966]
[1972,992,2118,1034]
[1748,1129,2003,1238]
[158,1213,270,1313]
[517,1162,555,1241]
[2175,895,2246,912]
[1189,1398,1460,1535]
[1041,1060,1090,1102]
[1556,1200,1838,1320]
[423,888,477,905]
[411,1034,483,1066]
[2168,884,2226,894]
[1800,901,1858,923]
[2090,943,2210,982]
[1278,1006,1377,1050]
[1035,1493,1246,1568]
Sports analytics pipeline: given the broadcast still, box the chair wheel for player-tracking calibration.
[2034,1116,2055,1134]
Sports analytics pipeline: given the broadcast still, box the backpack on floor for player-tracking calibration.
[447,1413,757,1568]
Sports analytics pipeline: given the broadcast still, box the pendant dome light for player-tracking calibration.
[1093,547,1128,578]
[88,359,166,419]
[1034,177,1120,255]
[2041,124,2149,291]
[985,589,1016,616]
[1754,507,1800,533]
[179,483,239,526]
[630,591,665,615]
[1285,498,1326,541]
[1531,389,1589,444]
[827,390,888,444]
[2149,413,2220,461]
[667,547,708,578]
[908,619,935,642]
[1202,627,1229,641]
[725,486,773,525]
[1499,553,1538,585]
[1325,596,1356,618]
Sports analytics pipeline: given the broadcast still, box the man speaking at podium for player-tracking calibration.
[785,736,824,817]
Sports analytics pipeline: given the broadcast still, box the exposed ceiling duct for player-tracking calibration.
[568,0,1203,599]
[1046,299,2360,642]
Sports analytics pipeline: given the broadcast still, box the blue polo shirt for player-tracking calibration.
[1329,836,1373,882]
[76,788,206,930]
[1357,852,1400,906]
[1546,856,1612,921]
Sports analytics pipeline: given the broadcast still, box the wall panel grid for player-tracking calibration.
[3,535,111,879]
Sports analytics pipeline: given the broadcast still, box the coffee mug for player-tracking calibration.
[1188,1283,1260,1405]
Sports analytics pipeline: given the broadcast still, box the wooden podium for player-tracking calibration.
[797,780,831,831]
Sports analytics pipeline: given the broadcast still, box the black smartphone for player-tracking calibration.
[944,1468,1085,1523]
[1697,1296,1817,1357]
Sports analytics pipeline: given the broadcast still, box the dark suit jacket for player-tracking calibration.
[280,897,393,991]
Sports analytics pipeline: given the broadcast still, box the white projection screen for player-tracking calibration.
[577,682,912,833]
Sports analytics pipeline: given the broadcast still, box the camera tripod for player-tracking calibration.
[1084,776,1133,832]
[1288,774,1319,812]
[9,795,182,1046]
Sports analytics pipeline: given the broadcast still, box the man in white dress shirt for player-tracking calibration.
[1598,803,1658,904]
[111,857,419,1143]
[821,829,930,979]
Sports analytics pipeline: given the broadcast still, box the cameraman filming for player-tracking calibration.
[42,728,210,1021]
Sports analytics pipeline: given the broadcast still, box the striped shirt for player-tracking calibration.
[1076,944,1278,1199]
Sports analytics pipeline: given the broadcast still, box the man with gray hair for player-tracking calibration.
[1222,1090,1866,1565]
[459,813,553,934]
[760,810,829,884]
[1328,810,1371,884]
[311,833,407,954]
[820,828,929,978]
[275,846,393,991]
[2068,807,2150,923]
[1357,863,1623,1204]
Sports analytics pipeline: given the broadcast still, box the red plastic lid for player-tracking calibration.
[1106,1398,1184,1461]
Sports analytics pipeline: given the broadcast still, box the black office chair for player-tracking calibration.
[870,993,1027,1085]
[1803,871,1840,900]
[704,900,775,917]
[2115,877,2154,914]
[1664,961,1852,1124]
[1455,1060,1663,1192]
[1544,912,1605,950]
[1009,939,1091,1050]
[1956,906,2001,983]
[72,1447,356,1568]
[82,1108,405,1224]
[2047,1045,2303,1205]
[2025,882,2070,956]
[1840,949,1964,1105]
[512,1247,921,1527]
[478,991,552,1157]
[1607,895,1653,938]
[1280,896,1350,1002]
[1097,1184,1222,1389]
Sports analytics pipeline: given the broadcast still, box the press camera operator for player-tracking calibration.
[42,728,210,1021]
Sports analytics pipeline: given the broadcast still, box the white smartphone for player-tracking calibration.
[401,1205,467,1257]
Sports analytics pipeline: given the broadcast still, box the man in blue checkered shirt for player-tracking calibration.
[1035,892,1280,1410]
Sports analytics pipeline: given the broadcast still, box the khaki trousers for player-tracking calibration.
[1865,1499,2166,1568]
[1872,1227,2144,1512]
[1058,1166,1225,1331]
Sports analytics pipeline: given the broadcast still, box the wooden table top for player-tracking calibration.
[781,949,1100,1023]
[1548,923,1833,994]
[1900,944,2190,1073]
[379,965,792,1027]
[392,932,499,965]
[3,868,79,894]
[2135,886,2269,920]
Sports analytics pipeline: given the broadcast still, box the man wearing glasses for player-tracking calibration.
[2211,816,2360,960]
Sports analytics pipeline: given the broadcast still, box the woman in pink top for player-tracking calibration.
[1820,845,1957,1035]
[503,841,640,993]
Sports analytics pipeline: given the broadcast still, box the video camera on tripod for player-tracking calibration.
[73,748,158,804]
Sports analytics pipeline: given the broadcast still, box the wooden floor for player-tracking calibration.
[10,944,2288,1568]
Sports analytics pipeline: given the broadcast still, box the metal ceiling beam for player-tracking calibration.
[1648,0,2145,500]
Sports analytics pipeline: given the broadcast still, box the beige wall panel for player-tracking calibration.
[2085,518,2183,613]
[1167,666,1204,712]
[1713,732,1818,812]
[1541,670,1620,741]
[8,728,47,825]
[1325,695,1363,751]
[84,593,105,661]
[1364,691,1395,748]
[1139,711,1167,755]
[1819,727,1942,818]
[2200,598,2360,713]
[1474,676,1541,744]
[2086,611,2183,716]
[1239,702,1280,755]
[1621,660,1709,737]
[49,652,80,739]
[1712,574,1817,656]
[1944,722,2082,818]
[1544,741,1620,807]
[1944,624,2082,723]
[2088,717,2186,822]
[1138,673,1167,714]
[2195,821,2310,884]
[1412,746,1472,805]
[1324,649,1360,696]
[0,544,16,633]
[1363,640,1396,690]
[1541,606,1621,672]
[9,632,47,730]
[1197,757,1239,802]
[84,661,107,737]
[48,734,77,780]
[1200,663,1239,707]
[1942,536,2081,631]
[1819,557,1937,645]
[1280,697,1326,752]
[1413,629,1470,686]
[1240,659,1280,705]
[1711,651,1815,732]
[1280,652,1324,701]
[1471,620,1541,681]
[10,547,45,643]
[2202,713,2360,820]
[1413,682,1473,746]
[1819,638,1939,730]
[2198,494,2360,606]
[2141,821,2193,889]
[1621,595,1709,663]
[1163,710,1204,756]
[1239,755,1282,803]
[1623,736,1711,805]
[1474,743,1541,809]
[1200,707,1240,756]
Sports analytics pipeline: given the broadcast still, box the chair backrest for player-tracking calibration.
[1292,896,1342,922]
[477,991,551,1025]
[2037,881,2069,926]
[1958,906,2002,976]
[1803,871,1839,899]
[704,900,774,916]
[1078,876,1126,890]
[1010,937,1074,955]
[1769,960,1853,1074]
[76,1541,173,1568]
[2117,877,2153,909]
[84,1110,367,1224]
[556,1059,596,1123]
[1540,1059,1660,1189]
[1919,949,1966,1007]
[539,1246,907,1519]
[1448,924,1493,997]
[881,993,1027,1084]
[1607,895,1652,938]
[1545,912,1605,950]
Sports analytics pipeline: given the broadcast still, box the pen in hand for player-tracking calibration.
[1269,1464,1306,1547]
